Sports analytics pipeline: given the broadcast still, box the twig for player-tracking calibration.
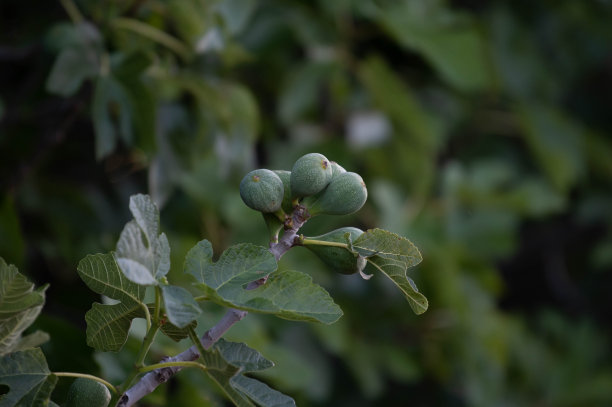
[115,206,310,406]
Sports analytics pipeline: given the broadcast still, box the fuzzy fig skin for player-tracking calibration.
[240,169,285,213]
[304,227,364,274]
[330,161,346,180]
[273,170,293,213]
[306,172,367,216]
[65,378,111,407]
[290,153,333,198]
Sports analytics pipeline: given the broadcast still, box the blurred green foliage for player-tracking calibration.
[1,0,612,405]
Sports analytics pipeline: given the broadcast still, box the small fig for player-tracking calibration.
[330,161,346,180]
[65,378,111,407]
[290,153,333,198]
[306,172,367,216]
[273,170,294,213]
[304,227,364,274]
[240,169,284,213]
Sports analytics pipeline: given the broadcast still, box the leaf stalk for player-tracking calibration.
[301,238,349,249]
[54,372,118,394]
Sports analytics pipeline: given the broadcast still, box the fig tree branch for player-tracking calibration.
[115,205,310,407]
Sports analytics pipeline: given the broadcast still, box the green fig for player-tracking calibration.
[290,153,333,198]
[306,172,367,216]
[303,227,364,274]
[330,161,346,180]
[65,378,111,407]
[273,170,294,213]
[240,169,284,213]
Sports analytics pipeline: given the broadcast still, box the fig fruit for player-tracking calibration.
[290,153,333,198]
[303,227,364,274]
[273,170,293,213]
[240,169,284,213]
[330,161,346,180]
[306,172,367,216]
[65,378,111,407]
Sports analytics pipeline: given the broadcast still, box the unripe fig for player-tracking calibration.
[290,153,333,198]
[306,172,367,216]
[330,161,346,180]
[273,170,293,213]
[240,169,284,213]
[65,378,111,407]
[304,227,364,274]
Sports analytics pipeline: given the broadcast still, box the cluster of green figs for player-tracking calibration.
[240,153,370,276]
[239,152,368,218]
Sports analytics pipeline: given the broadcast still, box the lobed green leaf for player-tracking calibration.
[115,194,170,286]
[230,375,296,407]
[0,258,48,356]
[160,285,201,329]
[199,339,296,407]
[77,253,146,351]
[77,253,145,305]
[0,348,57,407]
[349,229,428,314]
[186,241,275,289]
[84,302,141,352]
[186,240,342,324]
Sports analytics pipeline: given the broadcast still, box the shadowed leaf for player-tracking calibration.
[0,348,57,407]
[0,258,47,356]
[77,253,146,351]
[186,240,342,324]
[199,339,295,407]
[348,229,428,314]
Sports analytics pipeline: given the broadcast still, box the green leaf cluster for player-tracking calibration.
[0,259,48,356]
[200,339,295,407]
[0,348,57,407]
[77,194,202,352]
[0,260,55,406]
[186,240,343,324]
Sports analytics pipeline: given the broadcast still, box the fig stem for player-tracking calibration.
[153,286,162,324]
[54,372,118,394]
[272,209,286,223]
[187,326,209,371]
[119,321,160,392]
[301,239,349,249]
